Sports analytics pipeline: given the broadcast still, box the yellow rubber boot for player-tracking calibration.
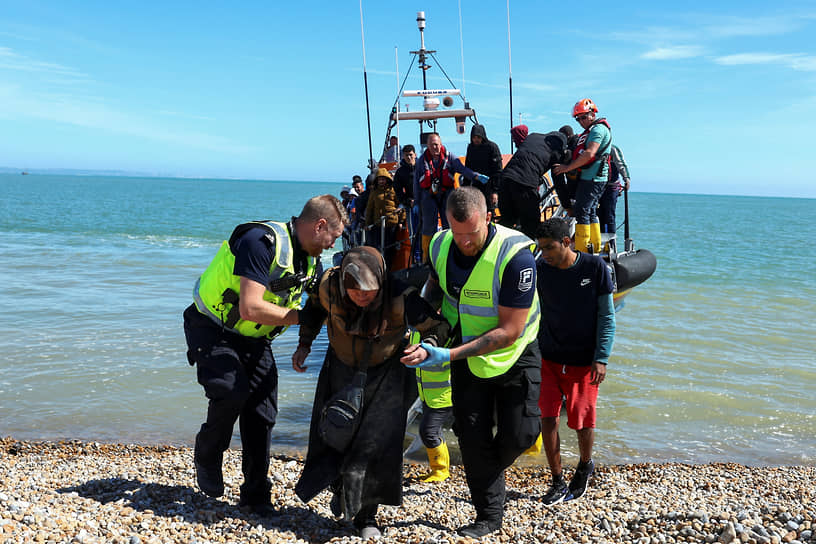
[421,442,450,483]
[524,432,542,456]
[421,235,433,264]
[589,222,602,254]
[574,223,591,253]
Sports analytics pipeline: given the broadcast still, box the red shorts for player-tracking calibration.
[539,359,598,430]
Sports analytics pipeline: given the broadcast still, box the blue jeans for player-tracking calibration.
[573,180,606,225]
[419,189,450,236]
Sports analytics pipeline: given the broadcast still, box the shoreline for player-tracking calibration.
[1,438,813,544]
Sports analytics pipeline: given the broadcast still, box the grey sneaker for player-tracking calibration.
[567,459,595,501]
[541,479,569,506]
[359,526,381,539]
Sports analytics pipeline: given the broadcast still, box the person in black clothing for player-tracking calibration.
[394,145,416,209]
[464,124,503,212]
[499,125,569,239]
[551,125,579,213]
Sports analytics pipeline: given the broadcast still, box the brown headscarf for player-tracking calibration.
[338,246,388,337]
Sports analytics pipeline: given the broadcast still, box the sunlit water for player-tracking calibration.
[1,174,813,465]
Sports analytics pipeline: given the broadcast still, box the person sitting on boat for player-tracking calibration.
[339,185,358,251]
[413,132,486,262]
[380,135,400,164]
[552,98,612,253]
[464,124,503,214]
[498,124,570,239]
[533,217,615,506]
[292,246,450,539]
[597,144,630,236]
[364,168,405,267]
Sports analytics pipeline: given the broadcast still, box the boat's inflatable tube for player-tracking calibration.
[614,249,657,292]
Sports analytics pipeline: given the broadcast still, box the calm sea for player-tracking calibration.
[1,174,813,466]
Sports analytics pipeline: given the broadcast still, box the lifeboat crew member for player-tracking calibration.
[183,195,347,515]
[401,187,542,539]
[413,132,489,262]
[552,98,612,253]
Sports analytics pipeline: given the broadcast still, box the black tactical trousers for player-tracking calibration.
[450,342,542,524]
[183,304,279,506]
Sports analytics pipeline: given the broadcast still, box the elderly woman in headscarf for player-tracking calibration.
[292,246,449,538]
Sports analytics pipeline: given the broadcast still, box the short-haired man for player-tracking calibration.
[552,98,612,253]
[183,195,348,515]
[533,217,615,506]
[597,144,631,237]
[401,187,541,538]
[380,135,400,163]
[413,133,486,262]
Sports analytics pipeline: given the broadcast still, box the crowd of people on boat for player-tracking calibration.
[340,98,631,273]
[182,98,628,540]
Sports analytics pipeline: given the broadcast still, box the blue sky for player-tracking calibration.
[1,1,814,197]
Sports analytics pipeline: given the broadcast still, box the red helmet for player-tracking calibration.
[572,98,598,118]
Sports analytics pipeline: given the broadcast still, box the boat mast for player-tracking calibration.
[411,11,436,144]
[359,0,375,170]
[507,0,514,152]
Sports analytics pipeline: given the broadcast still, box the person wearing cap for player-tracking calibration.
[364,167,405,266]
[552,98,612,253]
[498,125,570,239]
[293,246,450,539]
[413,132,486,262]
[183,195,348,515]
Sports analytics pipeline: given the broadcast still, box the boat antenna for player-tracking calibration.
[506,0,515,152]
[457,0,467,99]
[412,11,436,139]
[359,0,375,171]
[394,46,401,160]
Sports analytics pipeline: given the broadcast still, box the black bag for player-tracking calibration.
[318,369,367,452]
[318,341,373,453]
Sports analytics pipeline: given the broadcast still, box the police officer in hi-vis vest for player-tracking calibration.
[183,195,347,515]
[401,187,542,539]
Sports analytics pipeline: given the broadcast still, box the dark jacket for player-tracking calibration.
[393,159,415,206]
[501,131,569,189]
[464,124,503,196]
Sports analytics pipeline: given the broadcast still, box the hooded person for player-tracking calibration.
[464,124,503,211]
[364,167,405,266]
[293,246,451,538]
[498,126,569,239]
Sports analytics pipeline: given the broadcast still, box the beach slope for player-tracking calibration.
[0,438,813,543]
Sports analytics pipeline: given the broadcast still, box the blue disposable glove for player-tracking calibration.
[475,173,490,185]
[416,342,451,368]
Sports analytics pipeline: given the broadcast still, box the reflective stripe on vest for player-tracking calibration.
[430,224,540,378]
[192,221,316,340]
[415,363,452,408]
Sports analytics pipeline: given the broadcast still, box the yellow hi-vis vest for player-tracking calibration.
[192,221,317,340]
[429,224,540,378]
[408,329,452,409]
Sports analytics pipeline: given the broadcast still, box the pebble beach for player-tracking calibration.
[1,438,813,544]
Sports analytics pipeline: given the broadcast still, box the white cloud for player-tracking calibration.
[714,52,816,71]
[641,45,705,60]
[0,46,86,78]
